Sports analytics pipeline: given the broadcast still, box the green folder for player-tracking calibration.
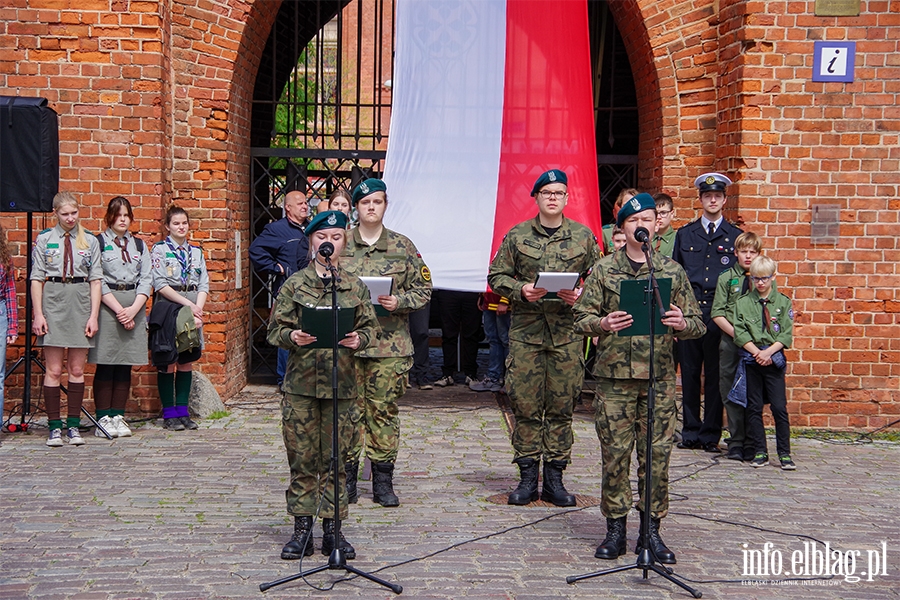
[300,306,355,349]
[618,278,672,337]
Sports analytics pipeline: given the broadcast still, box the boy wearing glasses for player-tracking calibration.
[729,255,795,470]
[652,193,677,257]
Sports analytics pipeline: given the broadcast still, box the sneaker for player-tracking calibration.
[163,417,185,431]
[112,415,132,437]
[779,455,796,471]
[434,375,455,387]
[469,376,502,392]
[749,453,768,468]
[46,428,64,447]
[417,380,433,390]
[67,427,85,446]
[95,416,118,438]
[180,416,199,430]
[465,376,477,387]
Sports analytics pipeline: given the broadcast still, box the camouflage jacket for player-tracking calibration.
[488,216,601,347]
[574,250,705,380]
[341,226,432,358]
[267,264,380,398]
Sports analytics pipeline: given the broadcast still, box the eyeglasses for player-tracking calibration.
[750,275,773,283]
[657,210,672,217]
[538,190,568,200]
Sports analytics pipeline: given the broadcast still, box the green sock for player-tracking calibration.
[111,409,125,417]
[48,419,63,431]
[174,371,192,407]
[66,416,80,429]
[157,372,175,408]
[97,409,110,419]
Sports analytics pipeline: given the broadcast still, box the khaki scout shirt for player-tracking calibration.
[97,229,153,297]
[267,264,380,399]
[341,227,432,358]
[30,224,102,282]
[488,216,601,347]
[150,237,210,293]
[573,250,705,381]
[731,289,793,350]
[711,264,777,322]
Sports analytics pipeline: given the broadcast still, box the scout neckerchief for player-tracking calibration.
[113,235,132,263]
[165,237,191,288]
[759,297,772,334]
[62,231,74,278]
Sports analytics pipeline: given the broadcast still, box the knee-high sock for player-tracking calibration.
[66,381,85,429]
[93,365,115,418]
[157,371,176,419]
[111,365,132,416]
[174,371,192,419]
[44,385,62,431]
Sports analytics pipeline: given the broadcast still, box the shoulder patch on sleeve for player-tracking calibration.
[421,265,431,282]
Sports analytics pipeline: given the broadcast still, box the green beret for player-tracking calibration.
[351,178,387,206]
[531,169,568,195]
[616,192,656,227]
[694,172,732,193]
[305,210,348,236]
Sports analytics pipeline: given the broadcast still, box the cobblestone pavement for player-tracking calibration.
[1,383,898,599]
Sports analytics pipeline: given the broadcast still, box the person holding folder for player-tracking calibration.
[267,210,379,562]
[573,192,705,563]
[488,169,601,507]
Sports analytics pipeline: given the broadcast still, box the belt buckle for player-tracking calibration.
[63,276,73,284]
[115,283,127,291]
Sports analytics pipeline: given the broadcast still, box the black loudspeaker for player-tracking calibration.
[0,96,59,212]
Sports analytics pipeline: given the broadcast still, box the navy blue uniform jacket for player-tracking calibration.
[672,219,743,316]
[249,217,310,292]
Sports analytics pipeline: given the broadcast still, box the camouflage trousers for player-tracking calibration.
[281,392,357,519]
[506,338,584,462]
[593,377,676,519]
[346,356,412,464]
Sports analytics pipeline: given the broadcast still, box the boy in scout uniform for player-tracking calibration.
[488,169,601,507]
[652,193,677,258]
[574,192,705,563]
[730,255,795,470]
[341,178,432,507]
[672,172,743,453]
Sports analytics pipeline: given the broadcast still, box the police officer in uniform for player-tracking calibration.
[574,193,705,562]
[672,173,742,452]
[341,178,432,507]
[488,169,601,507]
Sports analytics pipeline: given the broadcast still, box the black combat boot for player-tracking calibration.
[594,516,628,559]
[345,461,360,504]
[635,511,676,564]
[321,518,356,559]
[540,459,576,506]
[507,457,539,505]
[372,462,400,507]
[280,516,314,560]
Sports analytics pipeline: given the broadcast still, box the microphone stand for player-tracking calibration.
[567,235,702,598]
[260,252,401,595]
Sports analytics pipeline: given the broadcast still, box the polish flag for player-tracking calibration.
[384,0,602,292]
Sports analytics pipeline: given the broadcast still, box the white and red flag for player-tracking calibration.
[384,0,602,291]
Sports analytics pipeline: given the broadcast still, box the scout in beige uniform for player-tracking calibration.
[30,192,102,447]
[150,205,209,431]
[88,197,152,439]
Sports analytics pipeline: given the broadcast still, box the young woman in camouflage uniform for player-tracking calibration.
[268,210,379,561]
[340,178,432,508]
[31,192,103,447]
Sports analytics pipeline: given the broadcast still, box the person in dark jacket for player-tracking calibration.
[249,190,311,387]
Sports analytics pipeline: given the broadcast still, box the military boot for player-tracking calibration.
[345,461,360,504]
[540,459,576,506]
[594,516,628,559]
[280,516,314,560]
[321,518,356,559]
[635,512,676,564]
[372,462,400,507]
[507,457,539,505]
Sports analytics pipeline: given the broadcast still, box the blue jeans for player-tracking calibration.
[483,309,510,381]
[276,347,288,386]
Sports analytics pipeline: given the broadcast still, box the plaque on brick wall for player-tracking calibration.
[815,0,860,16]
[811,205,840,244]
[813,41,856,83]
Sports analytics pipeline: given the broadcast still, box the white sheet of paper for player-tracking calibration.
[360,276,394,305]
[534,272,580,293]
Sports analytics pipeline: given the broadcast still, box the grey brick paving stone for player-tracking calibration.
[2,385,900,599]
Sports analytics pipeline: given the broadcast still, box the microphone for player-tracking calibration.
[634,227,651,243]
[317,242,335,258]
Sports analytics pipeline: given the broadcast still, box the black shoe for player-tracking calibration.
[743,449,757,462]
[703,441,722,453]
[345,461,359,504]
[180,416,199,430]
[726,447,744,460]
[281,516,314,559]
[540,459,576,507]
[636,513,676,564]
[676,439,700,449]
[321,518,356,560]
[595,516,627,559]
[507,457,539,505]
[163,417,185,431]
[372,462,400,507]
